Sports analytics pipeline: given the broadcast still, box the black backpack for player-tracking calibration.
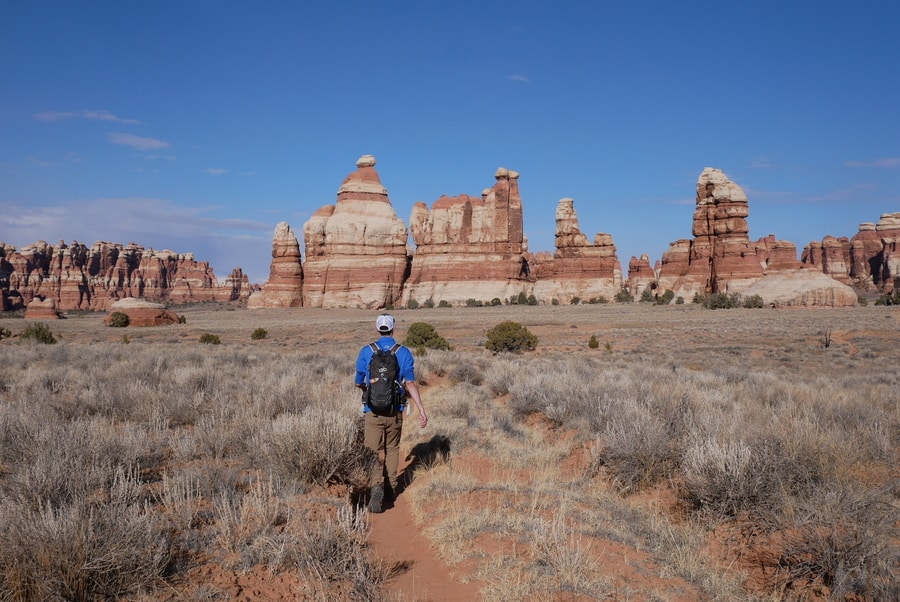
[365,342,403,415]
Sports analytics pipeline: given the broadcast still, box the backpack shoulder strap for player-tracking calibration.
[369,342,379,353]
[389,343,401,354]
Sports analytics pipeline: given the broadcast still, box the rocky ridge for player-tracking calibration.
[0,240,249,312]
[251,159,866,309]
[802,212,899,292]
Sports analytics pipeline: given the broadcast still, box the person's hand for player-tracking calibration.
[419,412,428,429]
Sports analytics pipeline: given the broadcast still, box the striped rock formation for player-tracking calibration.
[803,212,900,292]
[301,155,410,308]
[531,198,623,303]
[657,168,856,306]
[247,222,303,308]
[0,240,248,311]
[402,168,530,306]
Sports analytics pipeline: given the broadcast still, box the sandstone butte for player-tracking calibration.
[0,240,250,313]
[247,157,881,310]
[3,159,894,314]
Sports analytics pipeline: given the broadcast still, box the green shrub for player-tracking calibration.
[551,298,559,306]
[485,321,537,354]
[856,296,867,306]
[640,288,655,303]
[874,289,899,306]
[526,295,537,306]
[614,289,634,303]
[465,298,482,307]
[698,292,742,309]
[251,328,268,340]
[437,300,452,308]
[404,322,451,351]
[21,322,57,344]
[490,298,502,307]
[423,298,435,308]
[570,296,580,305]
[588,296,608,304]
[588,335,599,349]
[107,312,130,327]
[675,296,685,305]
[743,294,764,309]
[178,315,187,324]
[655,290,675,305]
[199,333,221,345]
[0,326,12,340]
[516,292,528,305]
[406,299,420,310]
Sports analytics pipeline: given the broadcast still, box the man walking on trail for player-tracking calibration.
[356,314,428,513]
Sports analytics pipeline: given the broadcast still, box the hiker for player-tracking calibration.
[355,313,428,513]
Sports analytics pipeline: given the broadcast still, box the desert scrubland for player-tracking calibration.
[0,303,897,601]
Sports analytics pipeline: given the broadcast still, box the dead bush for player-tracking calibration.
[0,473,170,601]
[261,408,370,488]
[775,486,899,599]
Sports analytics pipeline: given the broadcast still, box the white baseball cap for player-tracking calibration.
[375,314,395,333]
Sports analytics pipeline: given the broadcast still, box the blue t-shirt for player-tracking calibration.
[355,336,416,388]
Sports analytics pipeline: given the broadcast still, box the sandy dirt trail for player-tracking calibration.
[367,458,481,601]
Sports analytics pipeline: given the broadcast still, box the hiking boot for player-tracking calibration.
[368,484,384,513]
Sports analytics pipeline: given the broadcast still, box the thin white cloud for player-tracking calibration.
[34,109,140,124]
[845,157,900,168]
[107,132,170,151]
[508,74,530,83]
[204,168,229,175]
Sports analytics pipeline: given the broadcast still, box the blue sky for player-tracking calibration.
[2,1,898,283]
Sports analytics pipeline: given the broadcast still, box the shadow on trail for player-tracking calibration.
[396,434,452,498]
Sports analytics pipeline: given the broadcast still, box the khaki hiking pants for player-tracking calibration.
[363,411,403,490]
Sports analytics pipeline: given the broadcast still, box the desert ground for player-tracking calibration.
[0,303,897,601]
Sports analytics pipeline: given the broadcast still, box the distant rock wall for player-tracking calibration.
[0,240,248,311]
[803,212,900,292]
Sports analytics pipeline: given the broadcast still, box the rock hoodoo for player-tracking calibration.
[402,168,530,305]
[657,168,765,297]
[247,222,303,308]
[655,168,856,306]
[530,198,622,303]
[301,155,410,308]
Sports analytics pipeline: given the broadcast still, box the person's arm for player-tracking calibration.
[404,380,428,428]
[355,347,370,392]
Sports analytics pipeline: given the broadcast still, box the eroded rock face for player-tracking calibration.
[754,235,803,271]
[0,240,247,311]
[658,168,765,297]
[302,155,410,308]
[402,168,530,305]
[248,222,303,308]
[803,213,900,292]
[531,198,622,303]
[626,255,656,298]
